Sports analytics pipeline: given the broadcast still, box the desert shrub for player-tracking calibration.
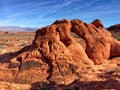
[0,44,7,49]
[19,43,28,46]
[114,36,120,40]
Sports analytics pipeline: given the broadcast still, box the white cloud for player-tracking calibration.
[49,0,78,13]
[0,0,120,27]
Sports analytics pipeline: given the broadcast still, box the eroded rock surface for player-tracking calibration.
[0,19,120,87]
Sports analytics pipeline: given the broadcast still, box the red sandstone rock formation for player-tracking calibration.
[0,19,120,86]
[71,19,120,64]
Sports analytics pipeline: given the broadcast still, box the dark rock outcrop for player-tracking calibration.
[107,24,120,32]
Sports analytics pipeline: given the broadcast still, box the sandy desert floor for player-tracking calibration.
[0,32,35,54]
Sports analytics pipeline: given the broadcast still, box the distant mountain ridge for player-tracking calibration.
[0,26,38,32]
[0,24,120,32]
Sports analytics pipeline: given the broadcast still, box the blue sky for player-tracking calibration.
[0,0,120,28]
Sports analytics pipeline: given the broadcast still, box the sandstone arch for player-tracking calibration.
[1,19,120,86]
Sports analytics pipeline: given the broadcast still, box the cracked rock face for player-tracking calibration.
[1,19,120,86]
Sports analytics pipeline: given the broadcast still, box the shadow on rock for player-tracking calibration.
[0,52,17,63]
[67,78,120,90]
[30,78,120,90]
[0,45,31,63]
[30,82,56,90]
